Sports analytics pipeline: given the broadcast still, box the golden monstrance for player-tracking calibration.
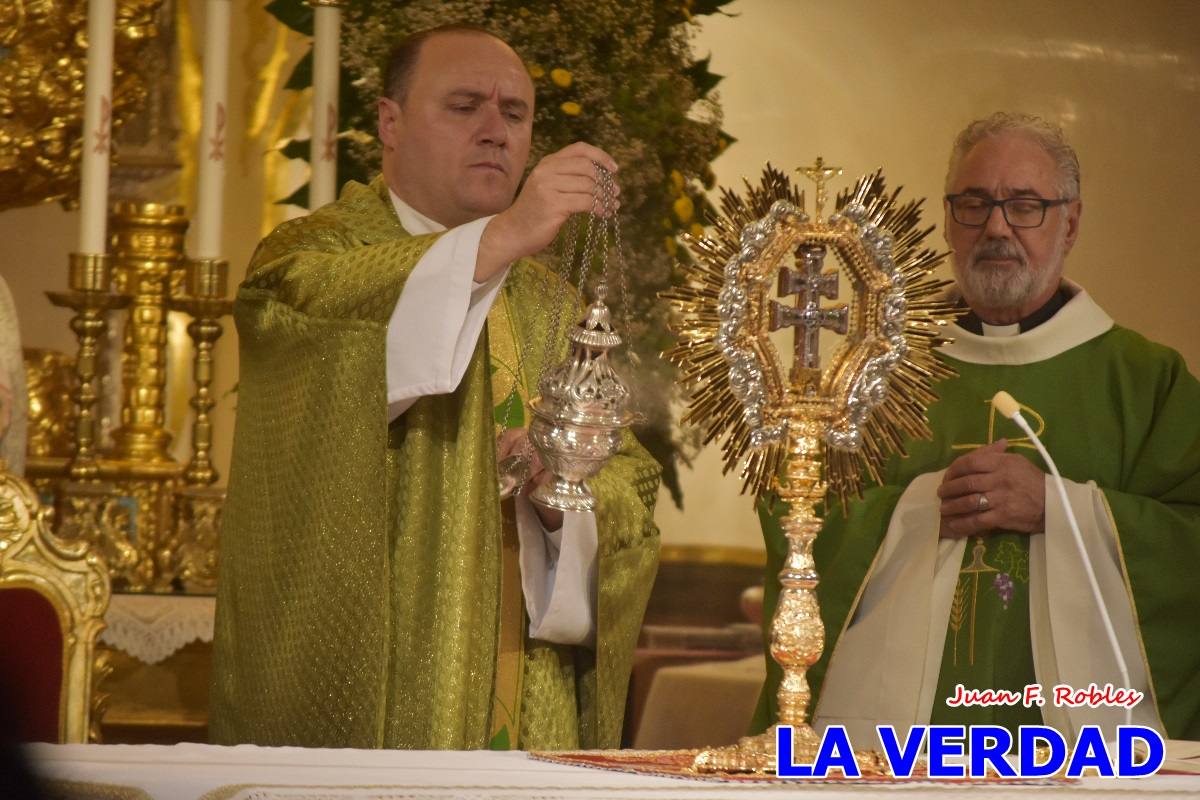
[663,160,960,774]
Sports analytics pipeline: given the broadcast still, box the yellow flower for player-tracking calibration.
[670,169,685,192]
[518,6,531,16]
[665,236,679,257]
[528,64,545,79]
[550,68,573,88]
[690,222,705,238]
[560,101,582,116]
[673,194,695,223]
[661,217,673,230]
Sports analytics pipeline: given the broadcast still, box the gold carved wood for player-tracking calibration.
[0,0,166,212]
[0,467,111,742]
[24,348,78,459]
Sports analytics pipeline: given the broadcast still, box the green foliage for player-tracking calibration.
[266,0,736,507]
[284,50,313,92]
[265,0,313,36]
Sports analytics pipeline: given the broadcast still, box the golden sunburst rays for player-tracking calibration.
[661,165,801,496]
[663,165,959,507]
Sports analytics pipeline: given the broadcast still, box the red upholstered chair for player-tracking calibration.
[0,468,110,742]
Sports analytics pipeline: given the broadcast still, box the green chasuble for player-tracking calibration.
[753,284,1200,740]
[210,177,661,749]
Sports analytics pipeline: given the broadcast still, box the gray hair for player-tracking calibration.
[944,112,1081,200]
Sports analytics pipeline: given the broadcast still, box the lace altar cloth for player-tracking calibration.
[98,593,216,664]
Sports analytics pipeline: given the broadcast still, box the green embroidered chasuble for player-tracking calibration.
[753,292,1200,739]
[210,178,661,749]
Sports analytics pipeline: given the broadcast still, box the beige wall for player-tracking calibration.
[2,1,1196,554]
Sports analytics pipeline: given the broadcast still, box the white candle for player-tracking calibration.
[78,0,116,255]
[309,1,342,210]
[194,0,232,260]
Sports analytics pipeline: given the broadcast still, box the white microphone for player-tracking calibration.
[991,390,1132,728]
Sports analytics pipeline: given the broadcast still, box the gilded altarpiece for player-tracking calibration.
[7,0,227,742]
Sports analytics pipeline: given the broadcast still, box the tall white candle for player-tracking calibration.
[194,0,232,260]
[78,0,117,255]
[309,1,342,210]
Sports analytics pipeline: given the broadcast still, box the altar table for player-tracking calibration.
[27,743,1200,800]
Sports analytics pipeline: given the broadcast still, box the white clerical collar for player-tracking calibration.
[387,188,446,235]
[937,280,1114,365]
[981,322,1020,337]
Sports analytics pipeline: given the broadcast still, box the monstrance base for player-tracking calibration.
[692,724,892,777]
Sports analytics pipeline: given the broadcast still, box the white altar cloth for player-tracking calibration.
[26,743,1200,800]
[99,594,216,664]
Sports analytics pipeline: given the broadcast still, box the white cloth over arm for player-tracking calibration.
[515,497,598,646]
[384,210,502,420]
[383,190,597,646]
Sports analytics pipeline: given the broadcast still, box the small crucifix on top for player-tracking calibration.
[798,156,842,220]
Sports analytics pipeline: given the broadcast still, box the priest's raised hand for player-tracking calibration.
[476,142,620,282]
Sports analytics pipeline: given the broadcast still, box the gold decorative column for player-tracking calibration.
[109,202,188,463]
[770,410,831,751]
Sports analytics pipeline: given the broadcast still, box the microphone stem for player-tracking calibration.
[1011,411,1133,729]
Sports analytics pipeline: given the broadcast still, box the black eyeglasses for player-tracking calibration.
[945,194,1072,229]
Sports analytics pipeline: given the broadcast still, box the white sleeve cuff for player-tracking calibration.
[513,494,598,647]
[385,216,507,420]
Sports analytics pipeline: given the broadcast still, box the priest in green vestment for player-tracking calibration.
[211,25,661,750]
[754,112,1200,742]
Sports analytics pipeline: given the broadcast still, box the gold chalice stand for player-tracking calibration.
[664,161,958,774]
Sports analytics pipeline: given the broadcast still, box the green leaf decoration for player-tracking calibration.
[265,0,313,36]
[279,137,309,162]
[488,725,511,751]
[685,55,723,98]
[285,49,313,92]
[692,0,738,15]
[993,541,1030,583]
[276,182,308,209]
[493,387,525,429]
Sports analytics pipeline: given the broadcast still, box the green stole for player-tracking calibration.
[752,314,1200,738]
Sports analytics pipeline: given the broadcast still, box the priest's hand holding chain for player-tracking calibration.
[476,142,619,282]
[937,439,1046,538]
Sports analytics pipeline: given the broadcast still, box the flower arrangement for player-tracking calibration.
[267,0,735,505]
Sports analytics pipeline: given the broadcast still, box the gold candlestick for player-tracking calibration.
[169,257,233,486]
[108,201,188,463]
[47,254,130,481]
[165,257,233,592]
[665,163,959,774]
[47,253,137,583]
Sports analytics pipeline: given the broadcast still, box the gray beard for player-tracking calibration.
[958,235,1064,313]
